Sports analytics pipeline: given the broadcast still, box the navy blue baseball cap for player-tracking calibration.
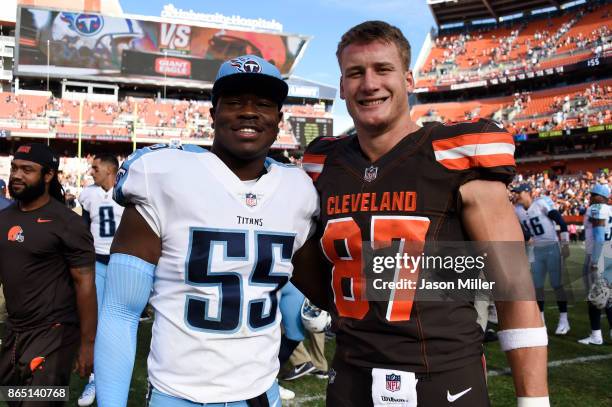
[512,184,532,193]
[212,55,288,107]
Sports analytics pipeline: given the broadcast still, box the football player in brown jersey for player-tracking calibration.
[292,21,549,407]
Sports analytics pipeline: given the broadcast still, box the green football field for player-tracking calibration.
[51,244,612,406]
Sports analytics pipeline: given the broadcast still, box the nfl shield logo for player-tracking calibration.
[386,373,401,392]
[245,193,258,207]
[364,165,378,182]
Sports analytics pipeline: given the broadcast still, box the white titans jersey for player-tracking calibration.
[515,197,558,243]
[588,203,612,250]
[79,185,124,255]
[115,145,319,403]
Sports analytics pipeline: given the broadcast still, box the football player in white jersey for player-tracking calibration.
[513,184,571,334]
[80,155,125,259]
[94,55,319,407]
[579,183,612,345]
[77,154,124,406]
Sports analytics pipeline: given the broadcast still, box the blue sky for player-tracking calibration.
[121,0,436,134]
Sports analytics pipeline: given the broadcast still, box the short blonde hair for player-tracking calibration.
[336,21,411,70]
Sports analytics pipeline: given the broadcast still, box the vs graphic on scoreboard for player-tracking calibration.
[159,23,192,53]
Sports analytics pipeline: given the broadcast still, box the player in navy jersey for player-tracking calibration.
[94,55,318,407]
[292,21,549,407]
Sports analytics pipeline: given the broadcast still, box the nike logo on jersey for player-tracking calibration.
[36,218,52,223]
[447,387,472,402]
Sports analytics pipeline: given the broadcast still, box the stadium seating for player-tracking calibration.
[416,2,612,88]
[510,168,612,218]
[0,93,331,147]
[283,103,330,118]
[411,79,612,134]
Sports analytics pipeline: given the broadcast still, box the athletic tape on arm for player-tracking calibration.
[517,396,550,407]
[497,327,548,352]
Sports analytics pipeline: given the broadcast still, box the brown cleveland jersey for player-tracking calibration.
[303,118,516,373]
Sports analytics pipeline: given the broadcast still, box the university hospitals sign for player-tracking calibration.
[160,3,283,32]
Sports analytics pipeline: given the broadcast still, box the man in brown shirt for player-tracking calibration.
[0,143,96,406]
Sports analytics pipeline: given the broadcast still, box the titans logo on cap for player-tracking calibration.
[212,54,288,106]
[230,57,262,74]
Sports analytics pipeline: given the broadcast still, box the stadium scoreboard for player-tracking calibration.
[289,117,333,147]
[15,6,310,88]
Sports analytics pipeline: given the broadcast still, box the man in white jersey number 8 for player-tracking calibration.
[93,55,319,406]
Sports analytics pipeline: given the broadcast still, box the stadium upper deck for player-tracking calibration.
[414,0,610,92]
[401,0,612,171]
[412,79,611,133]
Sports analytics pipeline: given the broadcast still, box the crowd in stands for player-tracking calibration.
[506,81,611,134]
[0,93,331,147]
[416,2,611,87]
[412,80,612,135]
[511,170,612,217]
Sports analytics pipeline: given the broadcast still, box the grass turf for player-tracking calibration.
[25,244,612,406]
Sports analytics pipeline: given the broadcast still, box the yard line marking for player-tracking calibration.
[488,354,612,377]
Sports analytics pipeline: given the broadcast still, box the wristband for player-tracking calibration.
[498,327,548,351]
[517,396,550,407]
